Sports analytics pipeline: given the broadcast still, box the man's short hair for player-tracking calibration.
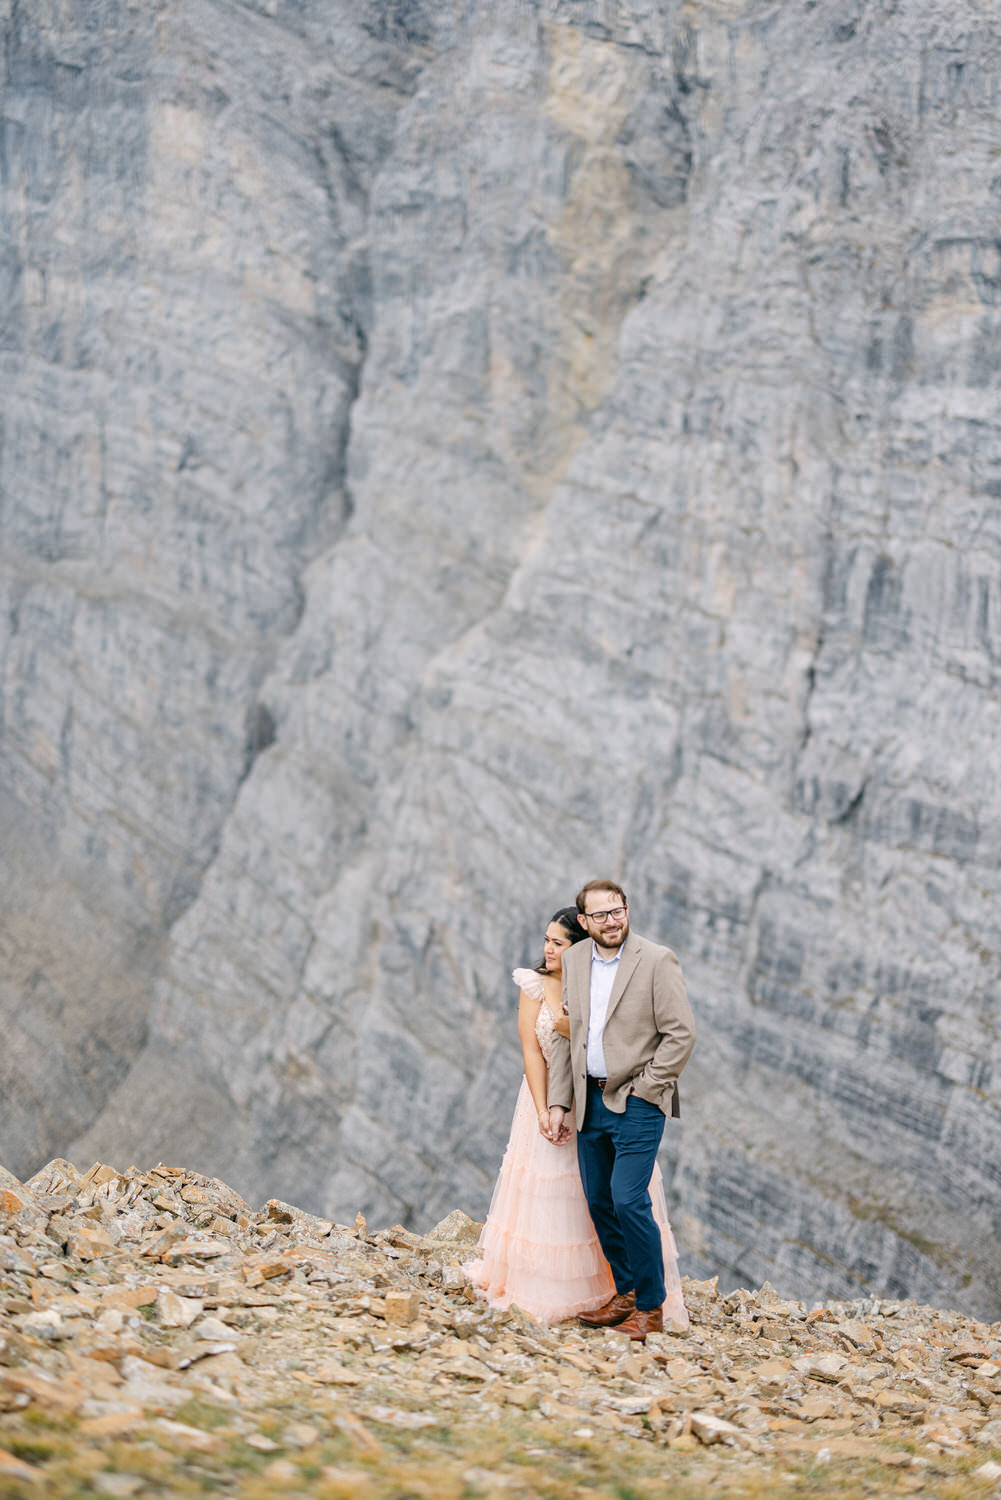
[576,878,628,913]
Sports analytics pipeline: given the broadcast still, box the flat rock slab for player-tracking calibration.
[0,1157,998,1496]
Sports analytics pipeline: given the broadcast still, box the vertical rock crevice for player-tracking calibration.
[0,0,427,1176]
[4,0,1001,1318]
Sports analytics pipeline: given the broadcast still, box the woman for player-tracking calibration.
[466,907,688,1327]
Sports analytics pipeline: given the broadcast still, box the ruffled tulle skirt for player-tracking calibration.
[466,1078,689,1327]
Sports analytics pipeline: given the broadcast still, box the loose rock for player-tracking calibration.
[0,1158,999,1496]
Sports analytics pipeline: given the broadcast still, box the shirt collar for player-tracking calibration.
[591,945,621,967]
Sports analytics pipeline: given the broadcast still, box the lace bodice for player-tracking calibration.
[512,966,561,1064]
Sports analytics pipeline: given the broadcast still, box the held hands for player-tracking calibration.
[539,1106,571,1145]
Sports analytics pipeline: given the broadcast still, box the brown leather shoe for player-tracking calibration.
[615,1305,663,1341]
[578,1291,636,1328]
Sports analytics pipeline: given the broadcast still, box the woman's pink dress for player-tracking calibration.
[465,968,689,1327]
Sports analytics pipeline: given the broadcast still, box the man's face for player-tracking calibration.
[578,890,630,951]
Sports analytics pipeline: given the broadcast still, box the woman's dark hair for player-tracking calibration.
[535,906,587,973]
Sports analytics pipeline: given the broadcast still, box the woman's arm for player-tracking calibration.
[517,990,551,1125]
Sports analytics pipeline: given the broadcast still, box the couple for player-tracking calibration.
[467,879,696,1341]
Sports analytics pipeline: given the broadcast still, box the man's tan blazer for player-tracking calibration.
[548,931,695,1124]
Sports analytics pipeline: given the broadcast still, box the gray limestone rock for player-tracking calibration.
[1,0,999,1318]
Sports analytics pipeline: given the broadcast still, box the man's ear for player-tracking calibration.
[577,913,588,930]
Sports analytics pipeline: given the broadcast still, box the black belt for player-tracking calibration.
[588,1076,607,1090]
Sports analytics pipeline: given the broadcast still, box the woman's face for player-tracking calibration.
[543,921,574,972]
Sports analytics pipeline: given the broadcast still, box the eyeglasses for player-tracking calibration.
[583,906,627,925]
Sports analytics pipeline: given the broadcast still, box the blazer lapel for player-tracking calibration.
[604,934,640,1024]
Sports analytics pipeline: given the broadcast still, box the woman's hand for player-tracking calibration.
[537,1108,553,1139]
[553,1013,570,1039]
[547,1106,571,1145]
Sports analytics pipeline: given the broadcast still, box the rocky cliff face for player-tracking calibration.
[2,0,1000,1319]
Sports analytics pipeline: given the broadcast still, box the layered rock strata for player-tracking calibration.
[1,1,999,1317]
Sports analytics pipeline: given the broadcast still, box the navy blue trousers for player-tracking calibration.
[576,1080,666,1311]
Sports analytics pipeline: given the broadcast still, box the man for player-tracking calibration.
[546,879,695,1341]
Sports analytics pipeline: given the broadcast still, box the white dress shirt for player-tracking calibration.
[586,947,621,1078]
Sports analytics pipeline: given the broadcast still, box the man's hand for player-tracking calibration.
[547,1106,571,1145]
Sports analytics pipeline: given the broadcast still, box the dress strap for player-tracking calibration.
[512,966,545,1003]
